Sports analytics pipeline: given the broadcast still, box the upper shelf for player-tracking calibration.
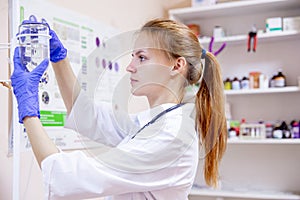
[199,30,300,45]
[185,86,300,98]
[169,0,300,22]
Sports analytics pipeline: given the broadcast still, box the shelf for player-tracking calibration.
[199,30,300,45]
[224,86,300,95]
[169,0,300,22]
[190,188,300,199]
[228,138,300,145]
[176,1,300,198]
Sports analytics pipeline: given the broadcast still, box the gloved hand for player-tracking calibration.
[11,47,49,123]
[21,15,67,63]
[48,26,67,63]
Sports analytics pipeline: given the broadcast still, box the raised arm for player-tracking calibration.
[11,47,59,167]
[23,116,59,167]
[48,28,80,114]
[51,58,80,114]
[49,28,129,145]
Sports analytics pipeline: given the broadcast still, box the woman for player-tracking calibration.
[11,18,227,199]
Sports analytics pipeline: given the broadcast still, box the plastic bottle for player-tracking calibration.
[281,121,291,139]
[273,121,283,139]
[292,121,300,138]
[232,77,241,90]
[259,74,269,89]
[17,17,51,87]
[274,69,286,87]
[265,123,273,138]
[241,76,250,89]
[228,127,237,139]
[249,72,261,89]
[224,78,232,90]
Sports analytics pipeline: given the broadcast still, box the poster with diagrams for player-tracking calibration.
[10,0,125,152]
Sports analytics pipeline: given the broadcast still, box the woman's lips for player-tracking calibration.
[130,78,138,85]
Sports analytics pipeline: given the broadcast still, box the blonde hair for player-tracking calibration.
[141,19,227,187]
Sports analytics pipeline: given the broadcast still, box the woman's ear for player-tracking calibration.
[171,57,187,76]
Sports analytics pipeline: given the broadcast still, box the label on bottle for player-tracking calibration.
[232,80,240,90]
[273,130,283,139]
[270,79,275,88]
[229,129,237,138]
[266,126,273,138]
[292,126,300,138]
[241,80,250,89]
[275,77,285,87]
[224,81,231,90]
[283,130,291,138]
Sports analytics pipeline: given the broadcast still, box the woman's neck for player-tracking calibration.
[147,89,183,108]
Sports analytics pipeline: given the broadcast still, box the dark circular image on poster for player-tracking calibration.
[114,62,119,72]
[102,58,106,69]
[39,71,49,86]
[42,91,50,104]
[96,37,100,47]
[108,61,112,70]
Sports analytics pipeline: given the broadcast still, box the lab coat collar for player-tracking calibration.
[136,103,194,129]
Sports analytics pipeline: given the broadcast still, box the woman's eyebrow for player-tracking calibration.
[133,49,147,56]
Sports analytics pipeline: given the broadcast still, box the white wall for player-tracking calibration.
[0,1,13,200]
[0,0,190,199]
[49,0,191,32]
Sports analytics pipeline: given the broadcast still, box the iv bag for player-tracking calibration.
[16,16,51,87]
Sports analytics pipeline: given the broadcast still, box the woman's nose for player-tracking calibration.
[126,60,137,73]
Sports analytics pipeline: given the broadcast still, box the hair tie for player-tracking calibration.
[201,48,206,59]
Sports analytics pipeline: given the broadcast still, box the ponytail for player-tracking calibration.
[195,51,227,187]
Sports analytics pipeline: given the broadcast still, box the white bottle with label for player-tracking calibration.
[274,69,286,87]
[231,77,241,90]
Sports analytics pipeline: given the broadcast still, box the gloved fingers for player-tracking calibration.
[21,20,32,24]
[29,15,37,22]
[18,15,43,42]
[31,58,49,77]
[49,29,59,40]
[41,18,51,30]
[13,47,27,72]
[21,15,37,24]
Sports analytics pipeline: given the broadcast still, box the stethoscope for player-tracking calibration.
[131,103,185,139]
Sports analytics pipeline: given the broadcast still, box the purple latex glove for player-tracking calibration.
[11,47,49,123]
[21,15,67,63]
[48,26,67,63]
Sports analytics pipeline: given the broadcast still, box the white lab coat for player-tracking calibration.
[41,91,199,200]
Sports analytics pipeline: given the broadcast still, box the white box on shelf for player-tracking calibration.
[283,16,300,31]
[266,17,283,32]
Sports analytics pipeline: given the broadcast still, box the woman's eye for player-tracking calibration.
[139,56,146,62]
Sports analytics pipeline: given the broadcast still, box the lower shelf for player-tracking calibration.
[224,86,300,95]
[227,138,300,144]
[189,188,300,200]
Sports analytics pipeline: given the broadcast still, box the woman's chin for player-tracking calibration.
[131,87,145,96]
